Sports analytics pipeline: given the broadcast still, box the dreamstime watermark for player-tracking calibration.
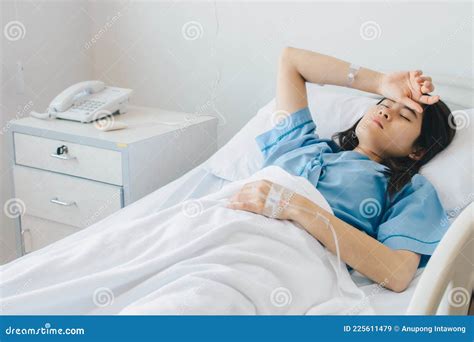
[359,198,381,219]
[181,21,203,40]
[345,278,389,315]
[4,20,26,41]
[193,98,227,127]
[4,322,85,336]
[260,11,300,51]
[270,110,292,130]
[4,198,26,219]
[448,110,470,131]
[92,287,114,307]
[181,199,204,218]
[440,192,474,228]
[84,11,123,50]
[359,21,382,41]
[172,113,202,139]
[82,191,122,227]
[433,15,472,56]
[1,100,34,135]
[92,110,115,131]
[447,287,470,308]
[270,287,292,308]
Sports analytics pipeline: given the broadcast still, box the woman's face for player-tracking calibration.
[356,98,424,159]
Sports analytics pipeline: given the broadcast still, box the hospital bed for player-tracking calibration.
[1,74,472,315]
[106,161,472,315]
[116,164,437,315]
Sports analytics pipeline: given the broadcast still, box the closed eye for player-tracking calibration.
[381,103,411,122]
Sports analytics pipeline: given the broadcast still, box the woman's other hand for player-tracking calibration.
[226,180,293,220]
[378,70,439,113]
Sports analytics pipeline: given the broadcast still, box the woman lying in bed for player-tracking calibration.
[227,47,456,293]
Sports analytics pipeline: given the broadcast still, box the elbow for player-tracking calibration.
[385,250,420,293]
[387,279,410,293]
[385,270,415,293]
[279,46,296,65]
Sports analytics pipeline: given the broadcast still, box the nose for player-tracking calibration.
[377,107,391,121]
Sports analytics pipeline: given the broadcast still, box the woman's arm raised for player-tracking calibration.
[276,46,383,115]
[277,46,438,116]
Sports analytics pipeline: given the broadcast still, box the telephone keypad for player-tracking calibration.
[75,100,106,112]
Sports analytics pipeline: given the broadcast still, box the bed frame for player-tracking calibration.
[406,74,473,315]
[407,202,473,314]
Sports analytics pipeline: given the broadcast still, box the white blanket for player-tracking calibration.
[0,166,373,315]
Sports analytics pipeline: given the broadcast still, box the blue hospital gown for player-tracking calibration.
[255,107,449,268]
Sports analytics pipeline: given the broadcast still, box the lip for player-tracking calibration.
[372,118,384,129]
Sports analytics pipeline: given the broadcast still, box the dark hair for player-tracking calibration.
[332,97,456,197]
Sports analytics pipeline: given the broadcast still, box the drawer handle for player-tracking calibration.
[50,145,76,160]
[50,197,76,206]
[50,153,76,160]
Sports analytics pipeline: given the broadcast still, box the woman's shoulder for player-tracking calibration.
[391,173,438,203]
[407,173,435,191]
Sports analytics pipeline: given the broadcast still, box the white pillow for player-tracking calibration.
[205,85,473,216]
[419,108,474,218]
[206,83,378,181]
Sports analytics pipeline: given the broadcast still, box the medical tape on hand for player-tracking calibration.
[262,183,295,219]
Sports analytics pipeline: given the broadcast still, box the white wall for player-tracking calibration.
[0,0,93,264]
[87,0,473,145]
[1,0,472,264]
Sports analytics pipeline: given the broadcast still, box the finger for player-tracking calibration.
[419,94,440,105]
[420,80,432,92]
[227,201,260,213]
[410,76,423,96]
[235,191,267,203]
[421,82,434,94]
[420,79,433,87]
[410,71,423,88]
[416,76,432,83]
[424,80,434,89]
[402,96,423,113]
[227,201,247,210]
[244,185,271,199]
[245,181,272,192]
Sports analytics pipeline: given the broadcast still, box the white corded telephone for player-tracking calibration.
[30,81,133,123]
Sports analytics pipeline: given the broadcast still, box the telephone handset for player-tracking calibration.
[30,80,133,123]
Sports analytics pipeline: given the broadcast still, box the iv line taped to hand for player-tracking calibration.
[262,182,345,297]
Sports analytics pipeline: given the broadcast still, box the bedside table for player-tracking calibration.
[8,106,218,255]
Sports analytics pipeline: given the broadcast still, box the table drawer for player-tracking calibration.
[21,214,79,253]
[14,165,123,228]
[14,133,123,185]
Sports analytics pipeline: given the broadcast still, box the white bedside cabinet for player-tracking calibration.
[8,106,218,255]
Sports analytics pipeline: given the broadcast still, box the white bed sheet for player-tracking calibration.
[2,160,420,315]
[129,160,422,315]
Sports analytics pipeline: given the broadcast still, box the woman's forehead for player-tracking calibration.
[379,98,422,116]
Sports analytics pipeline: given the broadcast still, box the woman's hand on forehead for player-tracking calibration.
[379,70,440,114]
